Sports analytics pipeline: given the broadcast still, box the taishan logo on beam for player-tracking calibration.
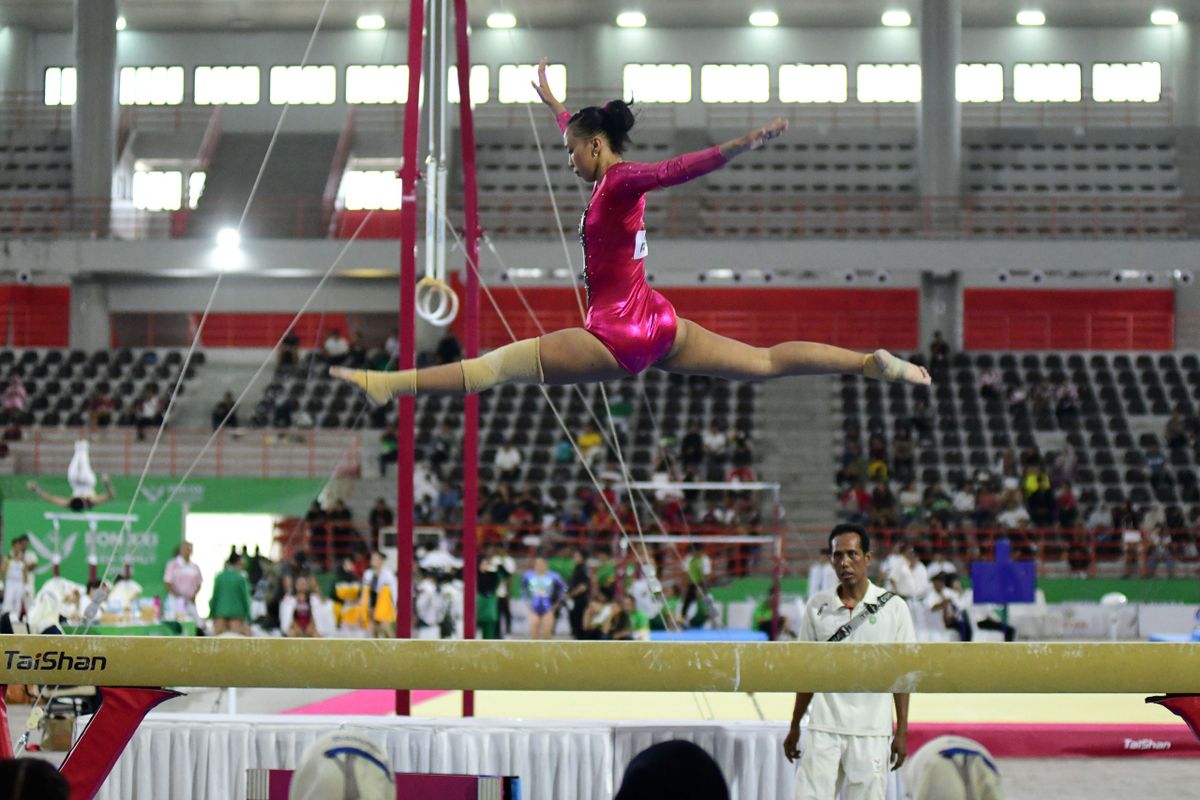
[4,650,108,672]
[1123,738,1171,751]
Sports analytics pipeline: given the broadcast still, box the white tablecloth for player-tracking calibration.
[94,713,905,800]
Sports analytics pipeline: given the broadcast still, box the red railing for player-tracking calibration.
[11,427,361,480]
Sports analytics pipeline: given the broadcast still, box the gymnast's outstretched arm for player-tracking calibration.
[26,481,72,508]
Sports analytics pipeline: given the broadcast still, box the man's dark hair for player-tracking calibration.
[614,740,729,800]
[828,523,871,554]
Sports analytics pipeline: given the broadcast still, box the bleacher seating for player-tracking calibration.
[0,348,202,427]
[834,351,1200,559]
[255,361,759,495]
[0,130,73,238]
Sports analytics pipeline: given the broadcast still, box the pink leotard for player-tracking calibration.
[557,110,726,374]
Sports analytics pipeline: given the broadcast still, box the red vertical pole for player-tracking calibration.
[453,0,480,718]
[395,0,426,718]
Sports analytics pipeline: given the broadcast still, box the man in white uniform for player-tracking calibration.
[784,523,915,800]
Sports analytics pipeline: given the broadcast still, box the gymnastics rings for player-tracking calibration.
[416,276,460,326]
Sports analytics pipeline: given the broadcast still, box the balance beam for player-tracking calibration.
[2,637,1197,693]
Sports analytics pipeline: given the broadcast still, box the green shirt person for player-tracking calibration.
[209,553,252,635]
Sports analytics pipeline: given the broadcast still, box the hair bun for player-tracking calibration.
[602,99,636,134]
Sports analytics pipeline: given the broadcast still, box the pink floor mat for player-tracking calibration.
[283,689,449,715]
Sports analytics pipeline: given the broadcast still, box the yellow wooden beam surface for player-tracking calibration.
[2,637,1197,693]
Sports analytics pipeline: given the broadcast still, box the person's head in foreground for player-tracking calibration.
[289,731,395,800]
[614,739,730,800]
[0,758,70,800]
[904,735,1004,800]
[828,523,872,589]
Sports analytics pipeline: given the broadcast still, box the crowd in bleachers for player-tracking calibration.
[837,339,1200,577]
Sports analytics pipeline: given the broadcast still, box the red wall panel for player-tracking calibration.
[333,210,402,239]
[453,286,920,353]
[963,289,1174,351]
[0,285,71,347]
[192,313,349,348]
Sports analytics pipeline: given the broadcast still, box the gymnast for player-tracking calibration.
[331,59,929,402]
[27,439,117,511]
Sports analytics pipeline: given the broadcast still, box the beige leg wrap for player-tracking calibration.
[863,348,923,383]
[460,338,544,394]
[330,366,416,404]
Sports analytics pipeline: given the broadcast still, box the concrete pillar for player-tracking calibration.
[70,278,111,350]
[0,26,33,94]
[72,0,118,233]
[1169,22,1200,128]
[918,0,961,231]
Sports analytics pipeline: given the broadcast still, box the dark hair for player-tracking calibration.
[829,523,871,554]
[615,740,730,800]
[69,497,86,512]
[568,100,636,154]
[0,757,70,800]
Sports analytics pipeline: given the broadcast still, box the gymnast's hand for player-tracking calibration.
[747,118,788,150]
[531,57,565,113]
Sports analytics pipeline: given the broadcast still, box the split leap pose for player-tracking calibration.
[332,59,929,402]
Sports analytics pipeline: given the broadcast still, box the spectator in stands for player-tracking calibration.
[135,386,163,441]
[996,497,1031,530]
[908,398,933,442]
[305,501,328,558]
[1030,380,1053,418]
[211,391,238,431]
[1165,408,1189,450]
[1068,534,1092,578]
[973,481,999,530]
[378,429,398,477]
[286,575,320,637]
[272,395,295,428]
[431,419,459,468]
[577,421,604,467]
[435,331,462,365]
[1049,444,1078,487]
[726,460,755,483]
[703,420,728,464]
[1006,383,1028,416]
[565,547,592,639]
[839,480,871,525]
[368,498,394,541]
[1022,462,1054,526]
[928,331,950,374]
[2,375,27,417]
[1055,481,1079,528]
[868,481,897,529]
[321,329,350,366]
[279,331,301,369]
[1146,445,1167,491]
[897,481,923,527]
[926,571,970,640]
[210,552,252,635]
[554,432,574,463]
[347,331,368,368]
[1054,379,1079,427]
[495,439,523,483]
[922,483,952,527]
[731,429,753,465]
[606,389,633,435]
[681,421,705,468]
[891,427,914,483]
[950,482,976,528]
[327,499,354,561]
[164,541,203,629]
[435,480,461,522]
[837,440,868,487]
[978,364,1001,399]
[1084,503,1109,531]
[785,524,913,798]
[1142,506,1174,579]
[88,388,114,428]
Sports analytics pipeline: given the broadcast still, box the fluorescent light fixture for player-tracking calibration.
[706,268,735,279]
[881,9,911,27]
[115,16,127,31]
[749,10,779,27]
[216,228,241,249]
[486,12,516,29]
[356,14,386,30]
[616,11,647,28]
[1016,10,1045,26]
[506,267,544,279]
[1150,9,1179,25]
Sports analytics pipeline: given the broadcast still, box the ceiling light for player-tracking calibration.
[749,10,779,27]
[616,11,647,28]
[881,10,912,27]
[115,16,127,31]
[356,14,386,30]
[1016,10,1045,26]
[216,228,241,250]
[486,12,516,29]
[1150,9,1179,25]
